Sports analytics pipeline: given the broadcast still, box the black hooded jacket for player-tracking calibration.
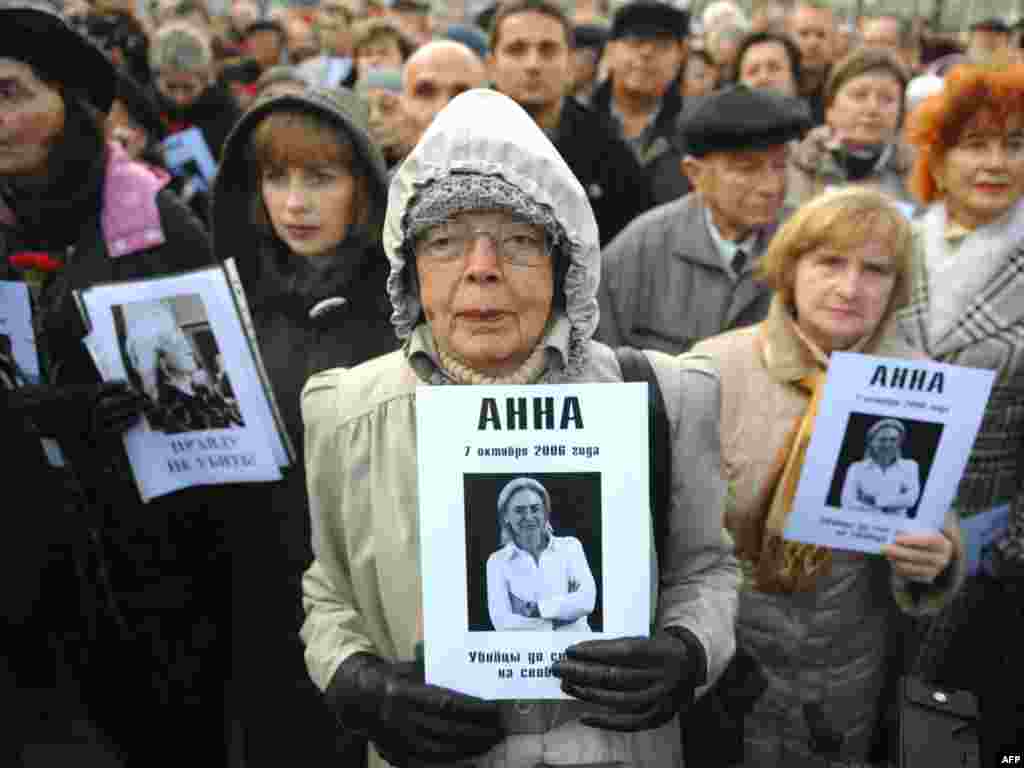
[591,77,692,205]
[554,96,654,245]
[213,89,398,452]
[211,89,397,766]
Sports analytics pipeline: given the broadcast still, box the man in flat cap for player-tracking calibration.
[569,22,607,104]
[967,18,1011,63]
[591,0,691,205]
[597,84,810,354]
[0,2,234,764]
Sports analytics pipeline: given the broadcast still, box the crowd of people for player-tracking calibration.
[2,0,1022,766]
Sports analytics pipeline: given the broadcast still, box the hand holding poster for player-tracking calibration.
[77,266,291,501]
[786,352,995,553]
[416,383,651,700]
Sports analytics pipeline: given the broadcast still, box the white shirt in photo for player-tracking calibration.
[840,458,921,516]
[486,535,596,632]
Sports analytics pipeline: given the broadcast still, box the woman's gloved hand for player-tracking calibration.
[326,652,505,766]
[551,629,705,732]
[89,380,147,435]
[12,379,145,438]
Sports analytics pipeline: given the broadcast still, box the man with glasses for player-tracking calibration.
[597,84,809,354]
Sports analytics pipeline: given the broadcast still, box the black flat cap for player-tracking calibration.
[573,23,609,49]
[610,1,689,41]
[680,84,811,157]
[970,17,1010,33]
[0,1,116,112]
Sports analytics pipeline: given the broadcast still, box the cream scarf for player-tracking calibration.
[438,344,548,385]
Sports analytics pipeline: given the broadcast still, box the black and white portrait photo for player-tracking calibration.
[827,414,944,519]
[464,472,602,633]
[114,294,244,434]
[0,332,33,389]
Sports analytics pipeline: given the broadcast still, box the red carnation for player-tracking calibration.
[9,251,65,273]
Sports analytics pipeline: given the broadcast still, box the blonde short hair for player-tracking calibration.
[757,187,914,312]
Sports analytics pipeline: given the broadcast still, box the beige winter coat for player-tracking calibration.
[692,298,964,767]
[300,89,741,768]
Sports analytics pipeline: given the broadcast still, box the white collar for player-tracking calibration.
[703,206,759,279]
[503,535,558,560]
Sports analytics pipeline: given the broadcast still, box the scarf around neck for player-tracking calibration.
[739,306,835,593]
[741,294,917,592]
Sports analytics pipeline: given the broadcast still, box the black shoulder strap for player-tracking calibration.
[615,346,672,567]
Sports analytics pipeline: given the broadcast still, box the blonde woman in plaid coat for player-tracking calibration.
[895,62,1024,761]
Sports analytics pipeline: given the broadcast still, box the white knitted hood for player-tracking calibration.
[383,88,601,373]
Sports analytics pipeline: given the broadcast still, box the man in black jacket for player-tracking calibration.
[590,0,691,205]
[487,0,653,245]
[0,3,234,764]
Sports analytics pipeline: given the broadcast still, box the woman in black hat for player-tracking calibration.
[0,3,235,764]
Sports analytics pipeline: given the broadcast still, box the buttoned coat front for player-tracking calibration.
[596,192,775,355]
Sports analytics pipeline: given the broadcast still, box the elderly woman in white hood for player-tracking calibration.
[299,88,740,768]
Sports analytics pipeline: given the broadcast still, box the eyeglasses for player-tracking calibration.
[416,218,550,267]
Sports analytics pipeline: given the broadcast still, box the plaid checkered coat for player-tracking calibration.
[893,202,1024,688]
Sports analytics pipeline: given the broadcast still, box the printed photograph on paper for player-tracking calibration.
[0,281,41,387]
[786,352,995,554]
[162,127,217,192]
[113,294,245,434]
[0,331,35,388]
[465,472,602,634]
[826,413,943,520]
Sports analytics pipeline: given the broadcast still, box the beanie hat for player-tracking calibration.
[403,172,565,251]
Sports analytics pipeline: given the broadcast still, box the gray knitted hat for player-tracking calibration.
[403,172,565,253]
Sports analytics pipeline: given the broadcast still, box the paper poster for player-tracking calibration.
[161,127,217,193]
[78,267,289,502]
[960,503,1009,578]
[416,383,652,700]
[0,281,40,386]
[786,352,995,554]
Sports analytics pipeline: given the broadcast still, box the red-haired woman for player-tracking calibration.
[896,62,1024,761]
[211,87,397,767]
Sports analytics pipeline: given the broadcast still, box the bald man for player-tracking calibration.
[402,40,487,148]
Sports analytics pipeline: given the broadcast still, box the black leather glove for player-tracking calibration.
[13,379,145,438]
[326,652,505,766]
[89,380,147,435]
[551,629,705,732]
